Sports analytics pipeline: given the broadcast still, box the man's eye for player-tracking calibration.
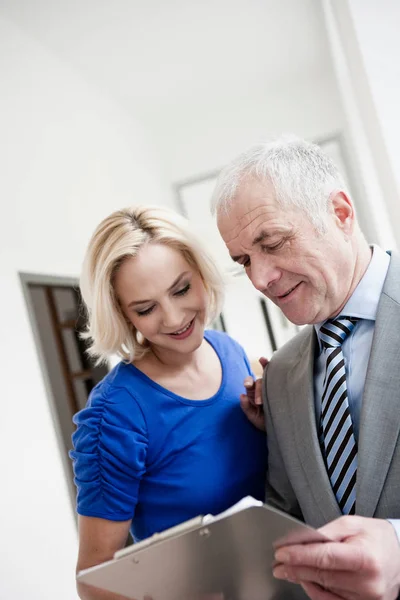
[261,241,283,252]
[136,305,155,317]
[241,257,250,268]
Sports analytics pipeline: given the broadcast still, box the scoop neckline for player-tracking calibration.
[126,330,226,406]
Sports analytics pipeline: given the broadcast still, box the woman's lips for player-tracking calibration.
[166,317,195,340]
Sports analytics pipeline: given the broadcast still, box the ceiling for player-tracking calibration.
[1,0,331,118]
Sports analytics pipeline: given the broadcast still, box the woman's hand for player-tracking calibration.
[240,357,268,431]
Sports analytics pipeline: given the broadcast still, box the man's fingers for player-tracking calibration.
[259,356,269,369]
[275,519,400,600]
[274,563,359,592]
[274,541,364,572]
[317,515,367,542]
[300,582,345,600]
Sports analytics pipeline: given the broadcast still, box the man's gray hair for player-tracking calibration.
[211,135,349,232]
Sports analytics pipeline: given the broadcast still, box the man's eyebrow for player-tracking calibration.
[127,272,188,307]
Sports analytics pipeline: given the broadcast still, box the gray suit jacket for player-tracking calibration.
[263,252,400,527]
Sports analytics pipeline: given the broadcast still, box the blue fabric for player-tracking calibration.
[70,330,267,542]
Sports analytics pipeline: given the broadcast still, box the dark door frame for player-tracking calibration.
[19,271,79,522]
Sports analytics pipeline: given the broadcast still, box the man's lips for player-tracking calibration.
[275,283,301,299]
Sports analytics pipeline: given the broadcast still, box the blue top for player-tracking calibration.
[70,330,267,542]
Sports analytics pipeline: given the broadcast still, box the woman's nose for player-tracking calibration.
[161,303,184,330]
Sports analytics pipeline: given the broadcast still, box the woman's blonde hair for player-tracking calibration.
[80,205,225,364]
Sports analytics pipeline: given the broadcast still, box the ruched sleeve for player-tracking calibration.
[70,381,148,521]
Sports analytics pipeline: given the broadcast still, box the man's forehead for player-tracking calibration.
[219,176,275,217]
[217,199,280,246]
[218,203,263,235]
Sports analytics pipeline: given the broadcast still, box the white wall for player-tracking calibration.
[149,72,345,183]
[339,0,400,245]
[320,0,397,251]
[347,0,400,186]
[0,17,168,600]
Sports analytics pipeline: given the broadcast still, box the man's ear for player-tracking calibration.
[330,191,355,236]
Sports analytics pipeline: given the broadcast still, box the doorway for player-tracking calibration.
[20,273,108,511]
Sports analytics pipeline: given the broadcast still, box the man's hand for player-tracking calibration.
[240,357,268,431]
[273,516,400,600]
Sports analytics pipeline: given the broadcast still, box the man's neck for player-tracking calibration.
[332,238,372,319]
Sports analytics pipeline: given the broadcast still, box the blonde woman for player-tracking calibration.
[70,205,267,600]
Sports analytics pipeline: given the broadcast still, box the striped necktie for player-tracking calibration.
[318,317,358,515]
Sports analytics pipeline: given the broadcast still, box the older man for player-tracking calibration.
[213,136,400,600]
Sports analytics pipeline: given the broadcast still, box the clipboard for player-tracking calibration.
[77,497,329,600]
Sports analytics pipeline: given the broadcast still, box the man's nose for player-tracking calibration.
[248,257,281,294]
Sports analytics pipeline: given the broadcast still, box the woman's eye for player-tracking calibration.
[174,283,191,296]
[136,305,155,317]
[135,283,191,315]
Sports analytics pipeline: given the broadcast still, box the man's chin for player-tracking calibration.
[280,305,316,326]
[283,314,308,326]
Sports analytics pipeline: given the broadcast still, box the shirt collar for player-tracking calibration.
[314,245,390,340]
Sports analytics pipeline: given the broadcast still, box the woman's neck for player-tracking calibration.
[138,338,207,373]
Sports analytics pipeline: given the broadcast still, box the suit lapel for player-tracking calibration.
[357,254,400,516]
[288,327,342,523]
